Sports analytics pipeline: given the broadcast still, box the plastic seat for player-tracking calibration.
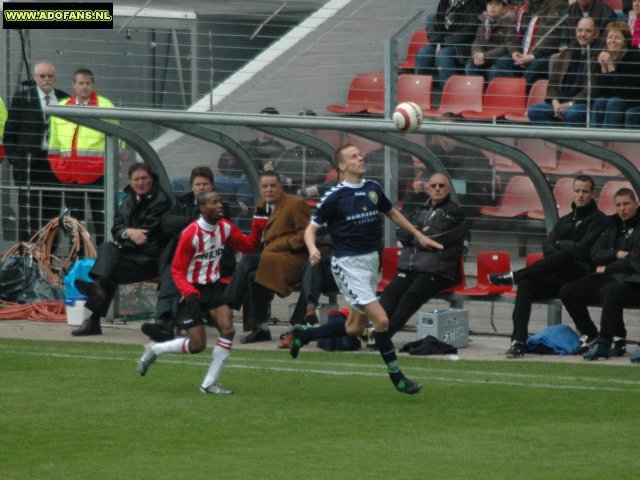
[502,252,544,298]
[460,77,527,121]
[505,79,548,123]
[326,72,384,114]
[398,30,429,71]
[377,246,401,293]
[598,180,633,215]
[423,75,484,117]
[550,148,611,176]
[527,177,575,220]
[479,176,542,218]
[368,74,432,115]
[516,137,560,173]
[606,141,640,170]
[482,149,523,173]
[453,251,512,296]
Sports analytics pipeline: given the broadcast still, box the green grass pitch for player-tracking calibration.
[1,339,639,479]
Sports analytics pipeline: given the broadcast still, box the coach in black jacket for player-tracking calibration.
[560,187,640,360]
[73,163,171,336]
[489,175,609,357]
[3,60,68,240]
[380,173,467,337]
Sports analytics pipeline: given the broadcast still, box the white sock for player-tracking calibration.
[202,337,232,388]
[152,338,191,355]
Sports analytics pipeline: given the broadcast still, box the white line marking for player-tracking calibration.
[3,348,639,393]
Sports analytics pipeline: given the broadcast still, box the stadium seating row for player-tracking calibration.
[327,72,550,123]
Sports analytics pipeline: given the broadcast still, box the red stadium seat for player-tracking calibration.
[515,137,560,173]
[460,77,527,121]
[605,141,640,171]
[502,252,544,298]
[453,251,512,296]
[368,74,432,115]
[527,177,575,220]
[398,30,429,71]
[547,148,607,175]
[598,180,634,215]
[505,79,548,123]
[326,72,384,114]
[423,75,484,117]
[479,176,542,218]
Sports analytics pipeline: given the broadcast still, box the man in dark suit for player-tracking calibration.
[223,170,311,343]
[4,60,68,240]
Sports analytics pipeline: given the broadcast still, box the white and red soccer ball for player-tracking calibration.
[392,101,423,133]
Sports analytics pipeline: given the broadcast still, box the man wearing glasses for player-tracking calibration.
[380,173,467,337]
[4,60,68,240]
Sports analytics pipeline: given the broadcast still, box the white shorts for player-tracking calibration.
[331,252,379,313]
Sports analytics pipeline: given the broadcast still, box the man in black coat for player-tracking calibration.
[73,163,171,336]
[3,60,68,240]
[380,173,467,337]
[489,175,609,357]
[141,166,236,341]
[560,188,640,360]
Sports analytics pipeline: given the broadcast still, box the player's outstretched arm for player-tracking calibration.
[386,208,443,250]
[304,223,322,266]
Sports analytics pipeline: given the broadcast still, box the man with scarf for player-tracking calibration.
[492,0,568,90]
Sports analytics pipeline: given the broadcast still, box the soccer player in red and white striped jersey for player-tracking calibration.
[138,191,268,394]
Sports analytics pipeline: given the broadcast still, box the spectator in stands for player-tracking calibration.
[4,60,68,241]
[246,107,287,172]
[624,0,640,127]
[72,163,171,336]
[564,0,616,44]
[488,175,609,358]
[629,0,640,48]
[215,150,254,215]
[465,0,515,82]
[267,110,333,193]
[48,68,117,245]
[527,16,601,126]
[380,173,467,337]
[559,187,640,359]
[415,0,485,89]
[140,166,236,342]
[590,21,640,128]
[492,0,568,89]
[222,170,311,343]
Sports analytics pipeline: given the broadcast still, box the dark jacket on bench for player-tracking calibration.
[396,194,466,282]
[591,210,640,281]
[542,199,608,268]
